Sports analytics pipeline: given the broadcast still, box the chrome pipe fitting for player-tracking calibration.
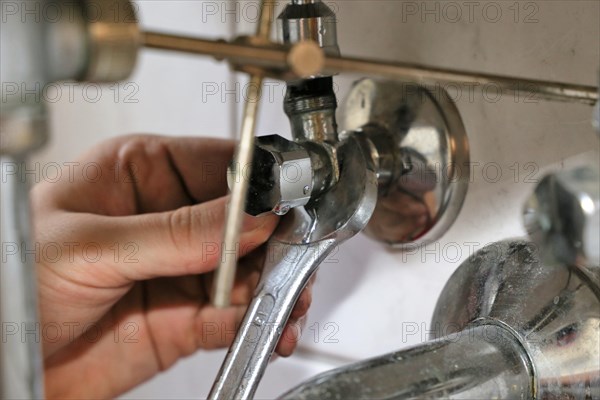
[281,240,600,399]
[277,0,340,58]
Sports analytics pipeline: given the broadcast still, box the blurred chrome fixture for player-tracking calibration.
[525,167,600,268]
[0,0,140,156]
[281,240,600,399]
[524,84,600,270]
[278,0,340,57]
[0,0,139,398]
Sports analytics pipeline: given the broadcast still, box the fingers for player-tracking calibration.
[276,316,307,357]
[99,135,236,204]
[115,196,278,281]
[160,136,235,203]
[51,196,278,285]
[39,135,236,216]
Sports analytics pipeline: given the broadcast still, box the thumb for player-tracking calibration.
[100,196,278,281]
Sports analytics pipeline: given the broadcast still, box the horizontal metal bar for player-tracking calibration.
[323,56,598,105]
[142,31,598,105]
[142,32,290,70]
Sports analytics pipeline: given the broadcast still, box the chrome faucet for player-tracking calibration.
[280,240,600,399]
[1,0,139,397]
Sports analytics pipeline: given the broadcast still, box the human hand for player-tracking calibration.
[32,135,313,399]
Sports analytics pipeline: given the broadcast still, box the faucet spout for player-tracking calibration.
[280,324,533,399]
[280,240,600,399]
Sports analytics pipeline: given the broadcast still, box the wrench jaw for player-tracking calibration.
[208,134,378,400]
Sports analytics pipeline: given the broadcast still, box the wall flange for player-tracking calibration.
[342,79,470,247]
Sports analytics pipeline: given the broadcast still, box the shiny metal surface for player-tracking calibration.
[209,135,378,400]
[1,1,140,397]
[141,31,599,105]
[285,77,339,143]
[231,135,314,216]
[46,1,88,81]
[0,159,45,399]
[228,134,340,217]
[212,0,274,309]
[142,32,324,81]
[80,0,140,82]
[433,240,600,399]
[280,240,600,399]
[280,325,532,399]
[212,73,264,309]
[525,167,600,268]
[595,100,600,135]
[277,0,340,57]
[1,0,49,157]
[1,0,140,156]
[342,79,470,247]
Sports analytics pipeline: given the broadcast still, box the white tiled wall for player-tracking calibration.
[31,1,599,399]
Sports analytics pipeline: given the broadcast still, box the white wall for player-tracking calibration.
[31,1,599,398]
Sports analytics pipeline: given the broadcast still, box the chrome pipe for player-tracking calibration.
[0,158,45,399]
[280,325,533,399]
[281,240,600,399]
[1,1,140,397]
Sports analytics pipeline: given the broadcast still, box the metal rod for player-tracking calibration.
[142,32,289,70]
[322,56,598,105]
[142,31,598,105]
[1,158,45,399]
[211,1,274,309]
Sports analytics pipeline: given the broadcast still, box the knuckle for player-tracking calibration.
[167,206,195,253]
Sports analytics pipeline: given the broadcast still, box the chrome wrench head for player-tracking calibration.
[208,134,378,400]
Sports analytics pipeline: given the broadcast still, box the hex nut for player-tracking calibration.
[232,135,313,216]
